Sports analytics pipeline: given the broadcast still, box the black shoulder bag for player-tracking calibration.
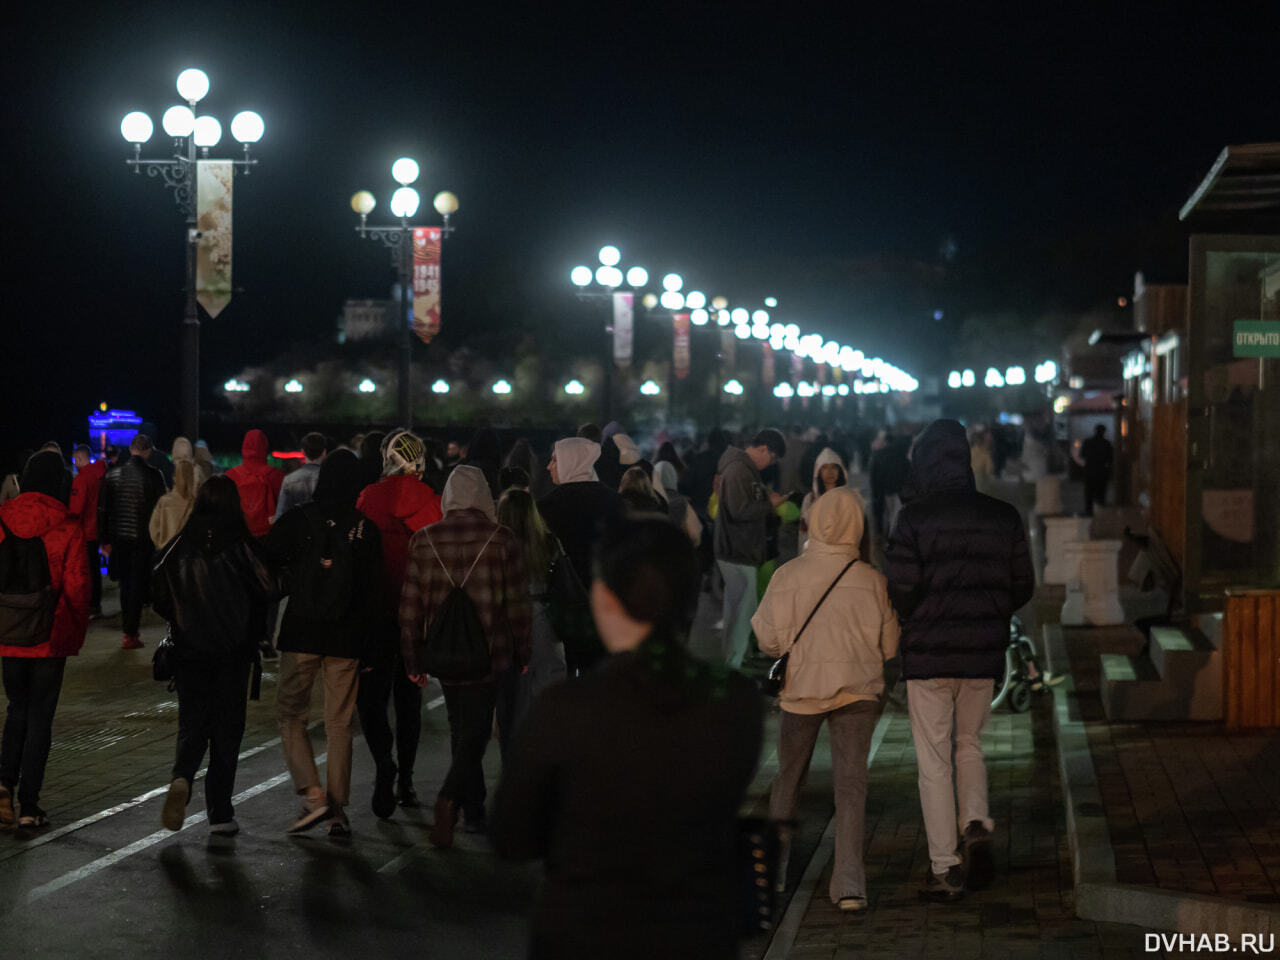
[764,558,857,697]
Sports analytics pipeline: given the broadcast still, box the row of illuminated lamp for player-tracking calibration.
[120,68,264,150]
[349,156,458,221]
[572,246,918,393]
[946,361,1058,389]
[226,376,668,398]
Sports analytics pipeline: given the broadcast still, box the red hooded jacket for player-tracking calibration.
[69,458,107,542]
[225,430,284,538]
[356,474,442,614]
[0,493,90,658]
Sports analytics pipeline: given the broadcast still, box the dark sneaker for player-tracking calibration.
[161,778,190,831]
[919,865,966,902]
[428,796,457,849]
[288,795,333,834]
[837,896,869,913]
[397,782,420,808]
[372,763,397,820]
[258,642,278,660]
[121,634,144,650]
[963,820,994,890]
[327,812,351,838]
[0,785,15,827]
[18,809,49,829]
[209,820,239,836]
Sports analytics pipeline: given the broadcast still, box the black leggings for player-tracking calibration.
[0,657,67,812]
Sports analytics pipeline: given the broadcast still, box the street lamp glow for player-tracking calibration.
[734,324,751,340]
[685,291,706,310]
[1006,365,1027,386]
[837,383,850,396]
[752,325,769,340]
[350,191,376,215]
[564,379,586,395]
[764,296,778,308]
[390,186,420,218]
[752,309,769,325]
[774,383,794,398]
[626,266,649,287]
[711,296,728,311]
[642,292,659,309]
[716,310,731,326]
[797,382,815,398]
[961,369,976,387]
[1035,360,1058,384]
[358,378,376,393]
[690,308,709,325]
[948,371,963,389]
[176,68,210,103]
[660,290,685,310]
[640,380,661,396]
[723,379,744,396]
[985,367,1005,388]
[192,116,221,147]
[596,265,623,287]
[570,265,593,286]
[731,307,749,325]
[662,273,683,292]
[223,378,249,393]
[391,157,420,185]
[161,105,195,137]
[431,378,451,394]
[120,111,153,143]
[230,111,264,143]
[284,378,304,394]
[491,379,513,395]
[598,245,621,266]
[822,384,837,397]
[784,323,800,338]
[433,191,459,215]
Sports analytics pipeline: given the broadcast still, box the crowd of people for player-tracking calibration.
[0,415,1035,955]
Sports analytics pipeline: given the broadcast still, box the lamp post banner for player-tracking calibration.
[721,328,736,368]
[762,342,775,388]
[196,161,233,318]
[412,227,443,343]
[613,292,634,367]
[673,313,691,380]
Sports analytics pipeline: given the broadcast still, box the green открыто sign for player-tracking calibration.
[1233,320,1280,358]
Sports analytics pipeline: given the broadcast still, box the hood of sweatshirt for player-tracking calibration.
[901,419,974,502]
[810,447,848,499]
[240,429,269,465]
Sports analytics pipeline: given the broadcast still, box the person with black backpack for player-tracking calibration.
[267,451,383,837]
[0,451,91,830]
[399,465,531,848]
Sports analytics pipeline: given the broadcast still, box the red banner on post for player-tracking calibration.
[762,342,775,389]
[673,313,691,380]
[412,228,442,344]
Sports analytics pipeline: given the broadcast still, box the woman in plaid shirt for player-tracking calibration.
[399,465,531,847]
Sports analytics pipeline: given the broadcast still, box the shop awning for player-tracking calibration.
[1180,143,1280,222]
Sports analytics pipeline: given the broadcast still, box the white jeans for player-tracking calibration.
[717,560,758,669]
[906,677,996,874]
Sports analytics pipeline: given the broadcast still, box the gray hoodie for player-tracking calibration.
[713,446,772,565]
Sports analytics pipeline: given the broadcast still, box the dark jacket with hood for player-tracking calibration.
[99,455,166,546]
[713,446,772,566]
[267,451,385,661]
[884,420,1034,680]
[151,515,278,662]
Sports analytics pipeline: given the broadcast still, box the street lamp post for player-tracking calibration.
[351,158,457,427]
[120,68,264,440]
[570,247,649,424]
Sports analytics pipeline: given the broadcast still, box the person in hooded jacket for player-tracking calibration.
[226,429,285,659]
[0,452,90,829]
[505,437,553,501]
[268,450,383,837]
[653,460,702,546]
[884,419,1035,901]
[754,487,899,912]
[491,518,762,959]
[69,444,107,617]
[192,441,217,489]
[151,476,278,836]
[400,465,531,847]
[148,459,197,549]
[618,466,666,516]
[355,430,442,814]
[799,448,871,559]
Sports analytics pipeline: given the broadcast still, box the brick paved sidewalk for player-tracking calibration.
[1064,626,1280,903]
[782,691,1155,959]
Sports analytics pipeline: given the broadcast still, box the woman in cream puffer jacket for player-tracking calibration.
[752,485,899,911]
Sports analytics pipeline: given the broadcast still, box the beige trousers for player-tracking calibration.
[906,677,995,874]
[277,652,360,807]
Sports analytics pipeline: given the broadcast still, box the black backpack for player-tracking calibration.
[287,508,358,622]
[417,527,497,684]
[546,551,604,676]
[0,517,57,647]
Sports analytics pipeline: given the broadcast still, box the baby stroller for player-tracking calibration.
[991,616,1060,713]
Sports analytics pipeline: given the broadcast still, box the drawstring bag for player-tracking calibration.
[417,528,498,684]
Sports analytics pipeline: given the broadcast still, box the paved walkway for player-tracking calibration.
[782,690,1158,959]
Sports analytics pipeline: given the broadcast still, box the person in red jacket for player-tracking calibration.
[0,452,90,830]
[226,429,284,658]
[69,445,107,618]
[354,430,442,815]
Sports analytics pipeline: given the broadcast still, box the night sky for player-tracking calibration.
[3,2,1277,451]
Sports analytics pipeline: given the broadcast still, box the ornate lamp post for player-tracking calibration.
[120,68,264,440]
[351,158,457,427]
[570,246,650,423]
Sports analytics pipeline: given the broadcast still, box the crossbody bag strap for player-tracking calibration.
[789,558,857,653]
[459,526,501,588]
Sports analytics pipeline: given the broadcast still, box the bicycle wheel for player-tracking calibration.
[1009,680,1032,713]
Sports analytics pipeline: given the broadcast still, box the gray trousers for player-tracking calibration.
[770,699,881,902]
[717,560,758,669]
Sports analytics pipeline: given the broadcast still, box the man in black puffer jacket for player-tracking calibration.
[885,419,1034,903]
[99,434,166,650]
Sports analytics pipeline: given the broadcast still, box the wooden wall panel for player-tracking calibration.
[1224,590,1280,727]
